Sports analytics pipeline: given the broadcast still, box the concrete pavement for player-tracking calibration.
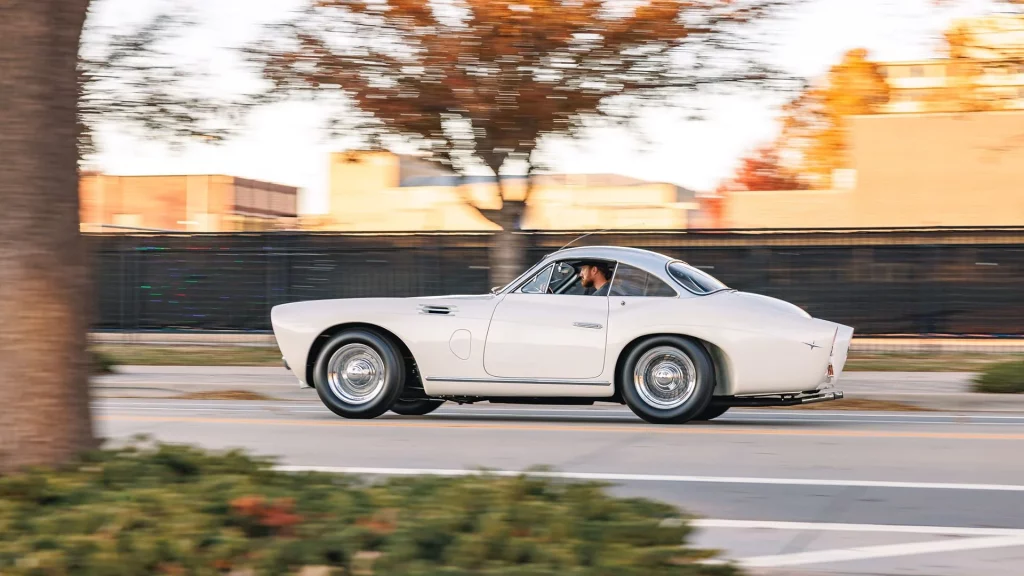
[95,400,1024,575]
[92,365,1024,411]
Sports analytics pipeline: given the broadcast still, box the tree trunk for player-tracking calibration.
[0,0,96,473]
[489,216,526,288]
[487,197,527,288]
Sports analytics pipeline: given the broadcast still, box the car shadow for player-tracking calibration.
[376,413,830,428]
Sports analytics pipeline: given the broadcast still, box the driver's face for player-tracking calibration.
[579,265,595,287]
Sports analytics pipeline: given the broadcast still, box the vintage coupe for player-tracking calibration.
[271,246,853,424]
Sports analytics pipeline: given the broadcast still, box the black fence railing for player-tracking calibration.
[88,227,1024,336]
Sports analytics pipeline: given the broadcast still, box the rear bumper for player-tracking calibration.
[714,390,845,408]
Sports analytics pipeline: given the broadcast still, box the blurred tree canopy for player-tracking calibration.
[773,48,889,189]
[943,12,1024,112]
[247,0,805,282]
[78,3,240,162]
[718,142,806,192]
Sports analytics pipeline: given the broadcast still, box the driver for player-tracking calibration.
[579,261,611,296]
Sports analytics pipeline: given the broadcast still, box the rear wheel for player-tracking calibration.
[620,336,715,425]
[391,398,445,416]
[693,404,730,421]
[313,329,405,419]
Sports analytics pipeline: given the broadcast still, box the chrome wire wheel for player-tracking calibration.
[326,343,387,405]
[632,346,698,410]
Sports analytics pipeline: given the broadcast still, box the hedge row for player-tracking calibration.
[973,359,1024,393]
[0,441,739,575]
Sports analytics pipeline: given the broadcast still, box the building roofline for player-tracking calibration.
[81,173,301,190]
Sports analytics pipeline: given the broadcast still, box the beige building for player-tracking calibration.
[724,111,1024,228]
[308,151,700,231]
[880,14,1024,114]
[80,174,299,233]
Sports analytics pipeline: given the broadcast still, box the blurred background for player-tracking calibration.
[77,0,1024,339]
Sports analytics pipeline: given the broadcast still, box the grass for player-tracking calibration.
[175,390,280,401]
[773,398,931,411]
[94,344,1022,373]
[842,352,1021,372]
[92,344,284,367]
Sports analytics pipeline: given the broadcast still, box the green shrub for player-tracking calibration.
[0,440,739,576]
[973,359,1024,393]
[89,349,116,375]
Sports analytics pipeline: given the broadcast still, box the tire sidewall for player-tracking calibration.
[694,404,730,421]
[390,398,445,416]
[620,336,715,424]
[313,329,404,419]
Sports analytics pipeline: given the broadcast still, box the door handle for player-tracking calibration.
[573,322,603,330]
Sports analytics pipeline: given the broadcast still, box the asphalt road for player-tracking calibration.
[95,399,1024,576]
[94,366,978,395]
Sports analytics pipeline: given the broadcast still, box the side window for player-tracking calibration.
[610,263,677,297]
[519,264,553,294]
[549,262,577,290]
[667,262,728,295]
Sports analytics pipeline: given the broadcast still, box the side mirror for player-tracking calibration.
[490,286,503,295]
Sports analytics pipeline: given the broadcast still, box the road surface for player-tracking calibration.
[95,399,1024,576]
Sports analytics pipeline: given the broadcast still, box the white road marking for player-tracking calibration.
[691,519,1024,537]
[722,536,1024,568]
[272,466,1024,492]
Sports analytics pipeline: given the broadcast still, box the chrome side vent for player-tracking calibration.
[419,305,455,315]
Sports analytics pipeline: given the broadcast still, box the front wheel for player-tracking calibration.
[620,336,715,425]
[391,398,445,416]
[313,329,405,419]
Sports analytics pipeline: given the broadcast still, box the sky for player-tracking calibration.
[85,0,1004,215]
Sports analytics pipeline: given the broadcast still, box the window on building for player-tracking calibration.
[610,264,678,297]
[911,66,924,78]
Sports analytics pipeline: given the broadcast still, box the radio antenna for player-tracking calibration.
[556,219,648,252]
[557,228,612,252]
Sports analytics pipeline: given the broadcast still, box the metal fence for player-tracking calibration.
[88,227,1024,336]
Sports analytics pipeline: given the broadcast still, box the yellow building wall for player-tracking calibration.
[848,112,1024,227]
[724,189,855,229]
[80,174,297,232]
[323,152,696,231]
[724,110,1024,229]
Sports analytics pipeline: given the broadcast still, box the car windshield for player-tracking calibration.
[667,262,729,295]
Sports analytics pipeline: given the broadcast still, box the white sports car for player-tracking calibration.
[271,245,853,424]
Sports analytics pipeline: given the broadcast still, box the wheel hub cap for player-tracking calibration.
[633,346,698,410]
[327,344,386,405]
[344,360,374,384]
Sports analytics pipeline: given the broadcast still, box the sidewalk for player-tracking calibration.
[91,366,1024,412]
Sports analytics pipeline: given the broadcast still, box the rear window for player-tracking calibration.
[610,263,678,297]
[667,262,729,295]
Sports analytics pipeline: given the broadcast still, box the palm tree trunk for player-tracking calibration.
[0,0,96,473]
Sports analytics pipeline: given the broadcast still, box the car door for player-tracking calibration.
[483,260,610,380]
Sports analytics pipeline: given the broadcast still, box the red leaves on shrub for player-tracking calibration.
[355,508,399,535]
[230,495,302,535]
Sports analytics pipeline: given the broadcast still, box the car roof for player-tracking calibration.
[542,245,682,269]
